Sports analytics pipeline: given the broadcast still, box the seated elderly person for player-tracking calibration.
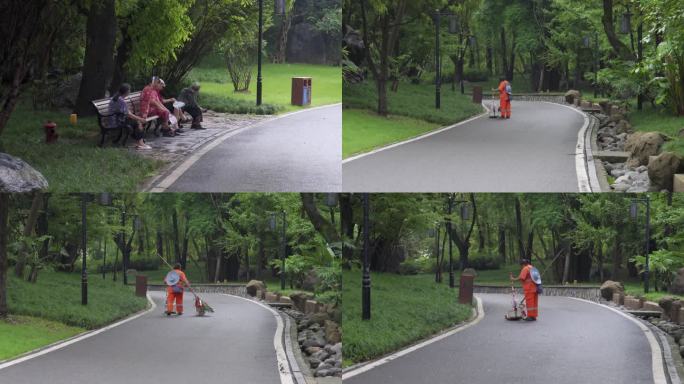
[109,83,151,150]
[140,77,179,137]
[177,82,205,130]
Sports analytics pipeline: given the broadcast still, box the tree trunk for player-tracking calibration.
[274,12,293,63]
[156,229,163,261]
[340,194,354,266]
[486,46,493,75]
[14,193,43,278]
[109,25,132,95]
[498,225,506,263]
[301,193,341,243]
[515,197,525,260]
[74,0,117,115]
[0,194,8,318]
[172,210,181,265]
[601,0,635,60]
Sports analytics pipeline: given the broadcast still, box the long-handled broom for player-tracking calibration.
[157,255,214,316]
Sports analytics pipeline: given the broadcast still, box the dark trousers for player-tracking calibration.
[121,118,143,141]
[182,105,202,121]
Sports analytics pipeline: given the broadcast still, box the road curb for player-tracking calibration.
[568,298,671,384]
[0,293,156,370]
[144,103,341,192]
[222,294,299,384]
[342,295,484,380]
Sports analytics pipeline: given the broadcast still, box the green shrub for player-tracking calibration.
[463,68,489,82]
[465,256,500,271]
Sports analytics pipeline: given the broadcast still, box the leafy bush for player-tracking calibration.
[463,68,489,82]
[631,249,684,291]
[398,257,434,275]
[200,93,281,115]
[465,256,500,271]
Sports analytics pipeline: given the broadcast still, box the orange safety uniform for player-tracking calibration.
[517,264,538,319]
[498,80,511,119]
[165,268,189,314]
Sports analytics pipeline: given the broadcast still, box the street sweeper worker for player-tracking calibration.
[510,259,538,321]
[164,263,190,316]
[496,77,512,119]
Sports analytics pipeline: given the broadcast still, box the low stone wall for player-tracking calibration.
[473,284,601,301]
[482,94,566,103]
[148,284,246,297]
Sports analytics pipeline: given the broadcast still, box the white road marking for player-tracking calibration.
[342,296,484,380]
[147,103,342,192]
[223,294,295,384]
[0,293,156,370]
[568,298,667,384]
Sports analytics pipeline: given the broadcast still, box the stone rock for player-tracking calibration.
[612,183,630,192]
[245,280,266,297]
[0,153,48,193]
[305,299,318,314]
[309,312,329,326]
[302,334,326,348]
[624,295,642,310]
[615,120,632,134]
[658,296,677,314]
[264,292,278,303]
[565,90,581,105]
[324,320,341,344]
[643,301,663,313]
[309,358,321,369]
[671,268,684,295]
[648,152,684,192]
[328,342,342,356]
[600,280,624,300]
[312,349,330,362]
[305,346,321,355]
[290,292,314,312]
[625,132,667,167]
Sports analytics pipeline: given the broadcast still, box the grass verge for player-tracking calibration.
[623,281,684,302]
[342,270,472,367]
[629,104,684,157]
[8,270,148,330]
[343,109,439,158]
[190,61,342,114]
[0,316,84,361]
[0,100,163,192]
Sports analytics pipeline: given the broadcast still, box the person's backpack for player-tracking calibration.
[505,82,512,100]
[530,266,543,294]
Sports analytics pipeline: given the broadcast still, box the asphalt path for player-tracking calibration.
[342,101,585,192]
[344,294,655,384]
[0,292,284,384]
[167,104,341,192]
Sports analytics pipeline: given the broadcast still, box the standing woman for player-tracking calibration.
[108,83,151,150]
[510,259,538,321]
[496,77,512,119]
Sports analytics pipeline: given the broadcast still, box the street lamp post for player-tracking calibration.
[257,0,286,106]
[270,210,287,290]
[447,195,454,288]
[121,208,127,285]
[81,194,89,306]
[432,11,459,109]
[630,196,651,293]
[362,193,371,320]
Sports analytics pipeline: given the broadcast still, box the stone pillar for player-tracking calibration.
[612,292,624,306]
[671,301,682,324]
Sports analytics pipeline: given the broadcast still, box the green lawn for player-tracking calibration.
[623,280,684,302]
[343,81,483,156]
[8,270,148,330]
[0,100,163,192]
[342,270,473,366]
[343,109,439,158]
[190,61,342,114]
[0,316,84,361]
[629,104,684,157]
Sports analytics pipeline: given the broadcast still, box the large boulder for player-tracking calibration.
[0,153,48,192]
[671,268,684,295]
[615,120,633,134]
[565,90,581,105]
[245,280,266,297]
[625,132,667,167]
[600,280,624,301]
[648,152,684,191]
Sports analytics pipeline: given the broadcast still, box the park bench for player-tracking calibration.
[91,91,160,147]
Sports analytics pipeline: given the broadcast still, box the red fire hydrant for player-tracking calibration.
[44,121,58,143]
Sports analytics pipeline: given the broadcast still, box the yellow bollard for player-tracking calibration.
[69,114,78,125]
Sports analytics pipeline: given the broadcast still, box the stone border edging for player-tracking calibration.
[341,295,484,380]
[473,284,602,302]
[281,312,309,384]
[569,298,671,384]
[145,103,342,192]
[0,293,156,370]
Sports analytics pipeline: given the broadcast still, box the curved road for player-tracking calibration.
[343,102,585,192]
[0,292,286,384]
[165,104,341,192]
[344,294,655,384]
